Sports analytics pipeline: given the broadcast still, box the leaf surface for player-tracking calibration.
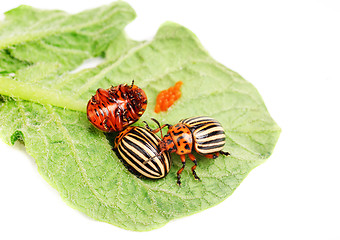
[0,3,280,231]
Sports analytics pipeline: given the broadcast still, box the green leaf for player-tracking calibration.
[0,2,136,75]
[0,3,280,231]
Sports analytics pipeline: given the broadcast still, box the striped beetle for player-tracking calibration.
[114,126,171,179]
[145,116,230,185]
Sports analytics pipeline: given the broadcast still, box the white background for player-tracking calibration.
[1,0,340,239]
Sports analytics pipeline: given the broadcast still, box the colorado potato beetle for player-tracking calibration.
[87,81,147,132]
[114,126,171,179]
[145,116,230,185]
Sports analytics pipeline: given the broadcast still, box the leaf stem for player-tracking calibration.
[0,77,86,112]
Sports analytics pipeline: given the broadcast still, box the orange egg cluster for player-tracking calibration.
[155,81,183,113]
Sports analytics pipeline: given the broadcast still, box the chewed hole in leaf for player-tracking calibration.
[10,130,25,145]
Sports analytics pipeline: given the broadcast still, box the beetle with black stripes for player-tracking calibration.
[144,116,230,186]
[114,126,171,179]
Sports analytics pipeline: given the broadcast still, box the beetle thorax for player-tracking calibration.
[168,123,193,155]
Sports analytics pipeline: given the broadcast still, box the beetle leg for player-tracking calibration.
[90,95,98,104]
[103,116,113,131]
[177,155,186,186]
[130,79,135,89]
[149,126,161,134]
[188,153,200,181]
[126,102,139,120]
[203,153,219,159]
[113,111,122,132]
[204,151,230,159]
[219,150,230,157]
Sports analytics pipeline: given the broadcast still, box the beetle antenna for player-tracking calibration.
[151,118,164,139]
[143,121,152,131]
[130,79,134,89]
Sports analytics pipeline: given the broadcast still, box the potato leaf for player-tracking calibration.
[0,2,280,231]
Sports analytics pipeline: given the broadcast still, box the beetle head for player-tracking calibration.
[159,134,176,153]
